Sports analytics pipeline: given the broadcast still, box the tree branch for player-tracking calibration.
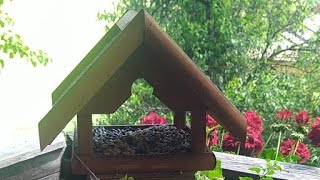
[270,62,315,73]
[260,21,296,61]
[268,38,320,60]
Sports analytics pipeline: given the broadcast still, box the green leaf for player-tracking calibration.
[290,155,301,162]
[3,45,8,53]
[0,59,4,68]
[196,159,224,179]
[0,20,4,27]
[261,177,273,180]
[239,177,254,180]
[248,167,261,174]
[9,52,14,58]
[266,170,275,176]
[258,148,276,160]
[207,159,224,178]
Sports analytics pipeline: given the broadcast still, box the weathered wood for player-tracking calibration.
[72,152,215,175]
[77,114,93,156]
[0,133,66,180]
[65,132,320,180]
[0,133,65,169]
[215,152,320,180]
[191,110,206,153]
[70,128,215,175]
[174,111,186,129]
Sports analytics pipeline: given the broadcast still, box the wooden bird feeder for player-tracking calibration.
[38,10,247,179]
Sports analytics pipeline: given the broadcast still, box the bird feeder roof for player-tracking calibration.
[38,10,247,150]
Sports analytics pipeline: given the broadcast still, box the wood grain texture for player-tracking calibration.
[215,152,320,180]
[71,127,215,175]
[0,134,65,180]
[77,114,93,156]
[191,110,206,153]
[174,111,186,129]
[71,152,215,175]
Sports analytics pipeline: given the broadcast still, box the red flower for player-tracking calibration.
[222,132,240,152]
[245,110,263,133]
[206,115,218,128]
[222,128,263,156]
[307,117,320,147]
[208,130,219,147]
[312,117,320,127]
[140,112,167,125]
[242,127,264,156]
[222,110,264,156]
[280,139,310,164]
[294,110,311,126]
[276,110,292,121]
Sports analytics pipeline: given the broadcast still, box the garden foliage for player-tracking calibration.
[0,1,50,68]
[95,0,320,172]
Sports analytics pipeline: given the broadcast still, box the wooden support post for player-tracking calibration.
[191,110,206,153]
[77,114,93,156]
[174,111,186,129]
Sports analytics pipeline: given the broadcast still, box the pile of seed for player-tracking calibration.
[93,125,191,156]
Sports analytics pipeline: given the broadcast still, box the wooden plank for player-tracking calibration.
[215,152,320,180]
[38,172,60,180]
[174,111,186,129]
[191,110,206,153]
[0,135,65,180]
[77,114,93,156]
[0,133,65,169]
[72,152,215,175]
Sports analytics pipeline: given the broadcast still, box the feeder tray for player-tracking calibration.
[72,125,215,174]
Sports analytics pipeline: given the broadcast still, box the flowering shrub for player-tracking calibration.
[208,130,219,146]
[294,110,311,126]
[276,110,292,121]
[205,109,320,165]
[245,110,264,133]
[140,112,167,124]
[279,139,310,163]
[140,109,320,166]
[307,117,320,147]
[220,111,264,156]
[206,114,218,128]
